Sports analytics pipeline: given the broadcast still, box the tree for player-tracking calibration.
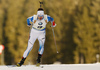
[74,0,99,63]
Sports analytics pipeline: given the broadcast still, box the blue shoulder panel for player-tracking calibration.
[27,16,34,25]
[47,16,54,22]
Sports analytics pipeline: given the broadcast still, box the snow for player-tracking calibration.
[0,63,100,70]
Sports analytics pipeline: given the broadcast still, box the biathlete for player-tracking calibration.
[17,8,56,66]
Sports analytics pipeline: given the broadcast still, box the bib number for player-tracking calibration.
[37,26,43,28]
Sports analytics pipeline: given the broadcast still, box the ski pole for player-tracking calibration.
[51,26,59,53]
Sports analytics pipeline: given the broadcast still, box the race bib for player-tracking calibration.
[32,19,47,30]
[37,22,43,29]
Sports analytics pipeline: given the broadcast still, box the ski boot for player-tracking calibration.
[36,54,42,67]
[16,57,26,67]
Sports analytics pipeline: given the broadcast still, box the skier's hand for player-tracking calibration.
[27,24,31,27]
[30,22,33,24]
[51,24,57,27]
[27,21,33,27]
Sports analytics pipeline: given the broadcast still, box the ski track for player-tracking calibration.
[0,63,100,70]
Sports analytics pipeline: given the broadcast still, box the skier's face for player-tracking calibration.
[38,15,44,20]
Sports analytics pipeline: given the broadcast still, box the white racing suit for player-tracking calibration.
[23,15,56,58]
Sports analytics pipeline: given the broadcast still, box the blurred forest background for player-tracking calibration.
[0,0,100,65]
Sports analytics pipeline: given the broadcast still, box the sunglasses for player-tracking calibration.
[38,15,44,17]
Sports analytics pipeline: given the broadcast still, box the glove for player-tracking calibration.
[27,24,31,27]
[51,24,57,27]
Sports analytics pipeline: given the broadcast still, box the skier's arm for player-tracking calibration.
[47,16,56,27]
[27,16,34,27]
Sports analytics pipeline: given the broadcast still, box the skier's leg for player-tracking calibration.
[23,30,38,58]
[22,39,36,58]
[36,32,45,66]
[38,32,45,55]
[16,57,26,66]
[38,38,45,55]
[17,29,38,66]
[17,40,36,67]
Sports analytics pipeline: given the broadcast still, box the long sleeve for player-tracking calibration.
[47,16,56,27]
[27,16,34,26]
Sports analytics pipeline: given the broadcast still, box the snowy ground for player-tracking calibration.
[0,63,100,70]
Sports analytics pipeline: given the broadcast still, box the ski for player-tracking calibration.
[7,65,44,68]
